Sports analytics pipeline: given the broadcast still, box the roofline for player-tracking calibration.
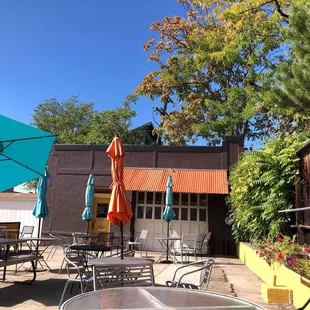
[54,144,223,153]
[125,167,227,172]
[297,140,310,155]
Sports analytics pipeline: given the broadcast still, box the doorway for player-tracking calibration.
[88,193,111,234]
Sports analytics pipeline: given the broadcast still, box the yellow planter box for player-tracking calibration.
[238,242,310,309]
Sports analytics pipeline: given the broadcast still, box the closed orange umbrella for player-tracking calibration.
[106,136,133,258]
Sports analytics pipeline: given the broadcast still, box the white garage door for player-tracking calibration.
[134,192,208,250]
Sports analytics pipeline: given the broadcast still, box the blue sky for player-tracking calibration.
[0,0,185,128]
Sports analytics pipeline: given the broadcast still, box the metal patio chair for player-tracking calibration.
[180,232,206,264]
[58,250,95,308]
[127,229,148,257]
[166,258,215,290]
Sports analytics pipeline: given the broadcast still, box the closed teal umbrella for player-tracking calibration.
[82,174,94,221]
[32,169,50,218]
[0,114,56,192]
[163,175,175,222]
[162,175,176,263]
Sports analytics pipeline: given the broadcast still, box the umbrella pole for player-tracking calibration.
[36,218,42,269]
[120,221,124,260]
[166,221,169,261]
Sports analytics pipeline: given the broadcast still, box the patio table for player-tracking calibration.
[20,237,56,270]
[61,287,266,310]
[70,244,111,257]
[0,238,29,280]
[156,237,180,264]
[89,257,155,289]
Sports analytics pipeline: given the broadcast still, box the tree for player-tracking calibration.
[87,103,138,144]
[32,96,95,144]
[228,133,309,242]
[132,0,301,145]
[268,5,310,130]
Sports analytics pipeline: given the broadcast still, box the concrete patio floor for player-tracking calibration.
[0,249,294,310]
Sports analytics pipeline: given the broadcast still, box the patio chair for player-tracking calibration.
[58,250,95,308]
[0,226,7,239]
[166,258,214,290]
[127,229,148,257]
[20,225,34,237]
[180,232,206,264]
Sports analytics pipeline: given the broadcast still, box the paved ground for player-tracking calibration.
[0,249,294,309]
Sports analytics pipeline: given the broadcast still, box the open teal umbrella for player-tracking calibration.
[162,175,176,262]
[0,114,56,192]
[82,174,94,231]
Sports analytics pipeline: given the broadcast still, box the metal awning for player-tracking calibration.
[123,168,228,194]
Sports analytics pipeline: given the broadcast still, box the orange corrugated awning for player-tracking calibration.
[123,168,228,194]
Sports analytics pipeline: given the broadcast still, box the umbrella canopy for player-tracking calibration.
[163,175,176,222]
[106,136,132,226]
[0,114,56,192]
[82,174,94,221]
[32,169,50,218]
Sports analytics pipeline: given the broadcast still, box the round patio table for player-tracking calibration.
[61,287,266,310]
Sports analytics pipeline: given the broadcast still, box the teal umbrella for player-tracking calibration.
[0,114,56,192]
[162,175,176,263]
[163,175,175,222]
[32,169,50,218]
[82,174,94,221]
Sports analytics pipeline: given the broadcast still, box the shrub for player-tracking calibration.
[228,133,309,242]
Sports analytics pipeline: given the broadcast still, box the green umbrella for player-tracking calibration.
[0,114,56,192]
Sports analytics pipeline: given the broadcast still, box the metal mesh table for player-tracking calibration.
[61,287,266,309]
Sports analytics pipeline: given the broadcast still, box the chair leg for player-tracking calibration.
[138,244,142,257]
[144,245,148,257]
[59,280,70,309]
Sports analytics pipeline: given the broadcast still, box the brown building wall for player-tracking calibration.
[44,137,243,255]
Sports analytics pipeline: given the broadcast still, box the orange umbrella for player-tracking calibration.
[106,136,133,258]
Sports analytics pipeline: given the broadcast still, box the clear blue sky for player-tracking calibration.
[0,0,185,128]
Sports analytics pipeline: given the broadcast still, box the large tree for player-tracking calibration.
[132,0,302,145]
[267,5,310,130]
[32,96,142,145]
[32,95,95,144]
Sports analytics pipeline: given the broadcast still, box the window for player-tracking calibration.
[181,208,188,220]
[199,209,207,222]
[190,194,197,206]
[137,206,144,219]
[190,208,197,221]
[199,194,207,206]
[173,193,179,205]
[138,192,145,204]
[181,194,189,205]
[173,208,179,220]
[146,192,153,204]
[97,203,108,218]
[155,192,162,204]
[145,207,153,219]
[155,207,162,219]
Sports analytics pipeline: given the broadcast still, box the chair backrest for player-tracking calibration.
[139,230,148,245]
[97,232,114,247]
[195,232,206,250]
[65,250,90,279]
[199,259,215,290]
[0,226,7,238]
[20,225,34,237]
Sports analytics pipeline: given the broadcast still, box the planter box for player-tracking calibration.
[238,242,310,309]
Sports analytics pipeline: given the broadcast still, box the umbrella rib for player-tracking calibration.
[0,141,14,152]
[0,152,45,177]
[1,134,57,143]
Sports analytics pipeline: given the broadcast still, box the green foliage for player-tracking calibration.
[32,96,144,145]
[22,179,38,193]
[265,4,310,133]
[133,0,298,145]
[32,95,95,144]
[253,236,310,277]
[228,133,309,242]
